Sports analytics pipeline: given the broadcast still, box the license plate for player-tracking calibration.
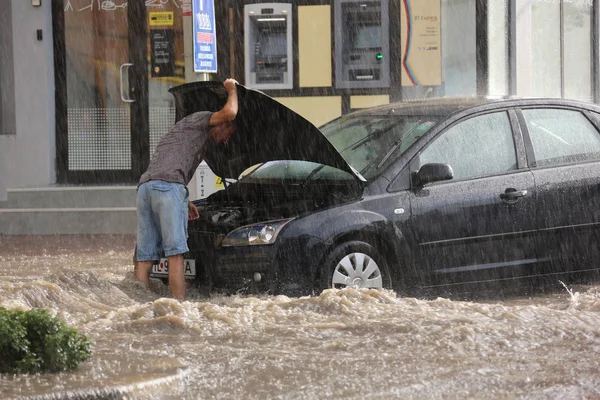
[151,258,196,279]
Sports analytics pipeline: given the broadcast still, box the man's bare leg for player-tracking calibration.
[167,254,186,301]
[135,261,153,286]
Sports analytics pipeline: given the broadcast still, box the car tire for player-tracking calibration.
[318,241,392,292]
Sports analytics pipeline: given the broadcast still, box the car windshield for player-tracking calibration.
[319,114,440,180]
[240,160,356,183]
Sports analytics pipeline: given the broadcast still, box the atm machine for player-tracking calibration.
[335,0,390,89]
[244,3,293,89]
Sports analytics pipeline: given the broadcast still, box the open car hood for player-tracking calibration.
[169,81,363,181]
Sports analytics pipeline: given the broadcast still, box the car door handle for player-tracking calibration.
[500,188,528,201]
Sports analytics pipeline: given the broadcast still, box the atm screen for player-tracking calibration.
[259,32,287,57]
[352,25,381,50]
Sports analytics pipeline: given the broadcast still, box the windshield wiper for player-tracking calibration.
[350,127,393,151]
[303,164,326,183]
[376,120,423,169]
[336,127,390,155]
[355,121,423,176]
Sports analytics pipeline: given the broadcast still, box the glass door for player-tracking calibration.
[146,3,187,159]
[54,0,187,184]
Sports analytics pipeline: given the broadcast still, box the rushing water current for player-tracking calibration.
[0,235,599,399]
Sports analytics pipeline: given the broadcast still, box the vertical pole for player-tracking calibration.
[508,0,516,96]
[389,0,402,102]
[184,3,195,82]
[229,7,235,79]
[476,0,488,96]
[52,0,68,183]
[593,0,600,103]
[560,0,565,98]
[129,0,149,180]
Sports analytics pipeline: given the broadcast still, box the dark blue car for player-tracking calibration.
[149,81,600,297]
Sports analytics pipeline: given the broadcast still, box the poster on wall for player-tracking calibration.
[150,29,175,77]
[400,0,441,86]
[192,0,217,73]
[181,0,192,16]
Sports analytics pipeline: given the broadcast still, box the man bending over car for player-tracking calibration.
[134,78,239,301]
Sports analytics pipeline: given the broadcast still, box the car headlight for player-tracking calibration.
[221,219,293,247]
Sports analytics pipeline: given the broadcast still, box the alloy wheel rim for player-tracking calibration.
[331,252,383,289]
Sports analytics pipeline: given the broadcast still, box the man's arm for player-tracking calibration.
[209,78,238,126]
[188,201,199,220]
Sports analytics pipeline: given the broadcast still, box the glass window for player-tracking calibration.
[320,115,440,180]
[64,2,185,170]
[244,160,319,182]
[242,160,355,183]
[441,0,476,96]
[563,1,592,101]
[522,109,600,167]
[529,0,593,100]
[487,0,509,96]
[531,1,562,98]
[418,112,517,181]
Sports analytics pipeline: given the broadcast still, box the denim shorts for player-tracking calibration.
[136,180,189,261]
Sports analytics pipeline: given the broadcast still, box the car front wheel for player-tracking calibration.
[318,241,391,291]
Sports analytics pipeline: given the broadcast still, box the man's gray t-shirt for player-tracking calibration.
[139,111,213,186]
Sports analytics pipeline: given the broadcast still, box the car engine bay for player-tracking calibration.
[190,180,361,232]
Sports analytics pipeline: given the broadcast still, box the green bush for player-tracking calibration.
[0,307,92,374]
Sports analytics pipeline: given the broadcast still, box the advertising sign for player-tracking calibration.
[400,0,441,86]
[181,0,192,16]
[150,29,175,77]
[192,0,217,73]
[149,12,174,26]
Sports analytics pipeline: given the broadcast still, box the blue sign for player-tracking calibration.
[192,0,217,73]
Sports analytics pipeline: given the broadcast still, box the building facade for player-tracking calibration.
[0,0,599,199]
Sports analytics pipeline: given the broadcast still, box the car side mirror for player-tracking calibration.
[414,163,454,187]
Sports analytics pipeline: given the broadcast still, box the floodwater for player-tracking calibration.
[1,235,600,399]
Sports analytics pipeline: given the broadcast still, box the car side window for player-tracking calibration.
[417,111,517,181]
[521,109,600,167]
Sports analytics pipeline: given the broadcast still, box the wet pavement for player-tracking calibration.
[1,235,599,399]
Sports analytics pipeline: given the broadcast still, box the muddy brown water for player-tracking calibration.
[1,235,600,399]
